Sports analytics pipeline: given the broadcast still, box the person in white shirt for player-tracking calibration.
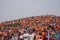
[23,31,29,40]
[29,32,35,40]
[20,34,23,40]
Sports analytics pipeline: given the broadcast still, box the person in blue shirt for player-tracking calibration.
[46,29,52,40]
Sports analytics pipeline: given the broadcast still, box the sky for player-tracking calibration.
[0,0,60,23]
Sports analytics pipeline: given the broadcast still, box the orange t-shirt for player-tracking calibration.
[42,32,46,39]
[35,27,39,31]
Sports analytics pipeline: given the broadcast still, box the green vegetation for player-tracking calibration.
[7,23,21,26]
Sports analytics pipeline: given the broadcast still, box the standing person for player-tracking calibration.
[14,31,18,40]
[34,32,41,40]
[4,31,8,40]
[29,32,35,40]
[0,31,2,40]
[39,33,43,40]
[59,29,60,40]
[42,31,46,40]
[54,29,60,40]
[19,33,24,40]
[19,30,24,40]
[8,30,13,40]
[18,30,21,40]
[11,35,15,40]
[23,31,29,40]
[46,29,52,40]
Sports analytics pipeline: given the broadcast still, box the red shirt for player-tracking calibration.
[42,32,46,39]
[56,26,60,29]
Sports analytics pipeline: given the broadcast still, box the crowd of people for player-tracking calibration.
[0,15,60,40]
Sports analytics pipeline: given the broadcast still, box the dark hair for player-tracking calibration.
[39,33,42,35]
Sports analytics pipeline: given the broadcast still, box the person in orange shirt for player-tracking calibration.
[34,27,39,32]
[42,31,46,40]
